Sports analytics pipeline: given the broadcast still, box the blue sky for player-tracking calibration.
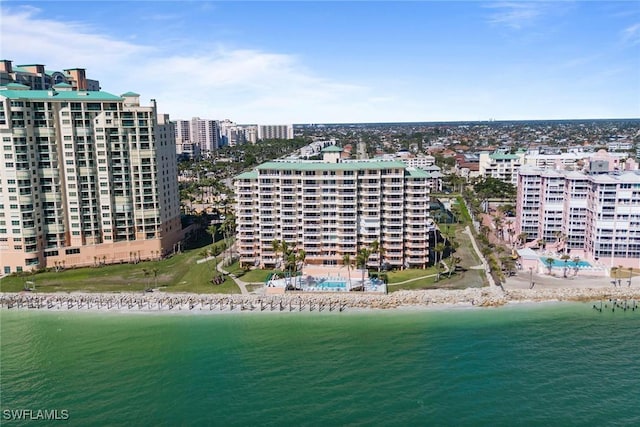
[2,1,639,123]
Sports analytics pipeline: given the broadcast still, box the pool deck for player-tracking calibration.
[264,265,386,293]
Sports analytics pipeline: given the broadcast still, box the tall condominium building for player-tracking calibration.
[173,117,220,154]
[0,84,182,274]
[234,146,432,269]
[0,60,100,91]
[515,165,640,268]
[257,124,294,140]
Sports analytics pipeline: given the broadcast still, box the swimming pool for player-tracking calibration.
[318,281,348,289]
[539,257,592,268]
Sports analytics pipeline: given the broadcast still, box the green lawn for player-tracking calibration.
[0,241,240,294]
[240,269,272,283]
[455,196,473,224]
[387,275,439,291]
[222,262,271,283]
[386,267,439,284]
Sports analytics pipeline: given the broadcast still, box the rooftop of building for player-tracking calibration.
[321,145,343,153]
[0,87,122,101]
[405,167,431,178]
[235,171,259,180]
[256,159,408,172]
[518,165,640,182]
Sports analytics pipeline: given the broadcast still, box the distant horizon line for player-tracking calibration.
[290,117,640,127]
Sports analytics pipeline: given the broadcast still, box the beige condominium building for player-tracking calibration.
[234,146,432,270]
[0,84,182,274]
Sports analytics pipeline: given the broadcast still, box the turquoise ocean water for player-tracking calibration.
[1,303,639,426]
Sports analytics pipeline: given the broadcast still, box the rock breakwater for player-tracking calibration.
[2,287,639,313]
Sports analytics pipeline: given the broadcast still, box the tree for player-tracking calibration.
[342,254,352,290]
[142,268,151,289]
[434,243,446,281]
[207,224,218,244]
[493,216,504,241]
[517,232,529,247]
[545,257,555,275]
[296,249,306,280]
[151,267,159,290]
[572,256,581,276]
[554,230,566,252]
[356,248,371,290]
[560,254,571,278]
[448,256,461,278]
[616,265,624,286]
[271,239,281,268]
[370,240,380,272]
[472,177,516,204]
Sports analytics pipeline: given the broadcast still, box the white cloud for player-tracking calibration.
[1,6,151,70]
[484,2,547,30]
[0,5,386,123]
[621,23,640,46]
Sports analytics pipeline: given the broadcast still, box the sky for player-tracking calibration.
[1,1,639,124]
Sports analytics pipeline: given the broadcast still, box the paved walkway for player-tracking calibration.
[463,225,497,288]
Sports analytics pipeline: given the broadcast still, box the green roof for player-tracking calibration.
[489,153,520,160]
[0,89,122,101]
[4,83,29,89]
[234,171,258,180]
[406,168,431,178]
[321,145,343,153]
[53,82,72,88]
[121,91,140,97]
[256,160,407,172]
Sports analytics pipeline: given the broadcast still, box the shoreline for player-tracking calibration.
[2,286,640,314]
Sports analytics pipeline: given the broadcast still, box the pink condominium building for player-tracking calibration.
[0,84,182,274]
[516,157,640,268]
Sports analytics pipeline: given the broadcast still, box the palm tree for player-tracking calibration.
[545,257,555,275]
[616,265,624,286]
[628,267,633,287]
[448,256,461,278]
[560,254,571,278]
[207,224,218,244]
[517,232,529,248]
[142,268,151,289]
[572,256,581,276]
[370,240,383,272]
[296,249,306,288]
[271,239,281,268]
[493,216,504,241]
[342,254,352,290]
[434,242,446,281]
[151,267,159,289]
[356,248,371,290]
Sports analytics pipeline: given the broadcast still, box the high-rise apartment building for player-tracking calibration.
[515,165,640,268]
[0,83,182,274]
[173,117,220,154]
[234,146,432,269]
[257,124,294,140]
[0,60,100,91]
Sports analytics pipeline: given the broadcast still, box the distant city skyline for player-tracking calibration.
[2,1,639,123]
